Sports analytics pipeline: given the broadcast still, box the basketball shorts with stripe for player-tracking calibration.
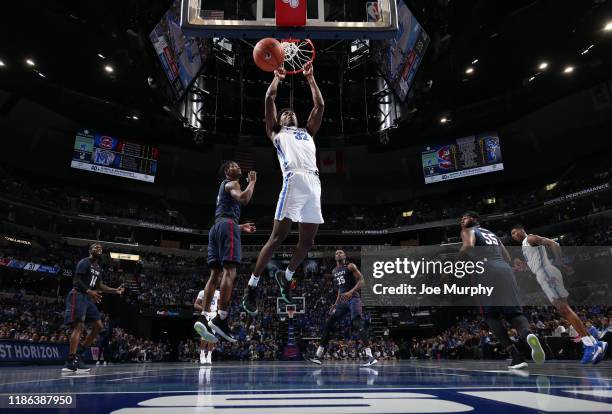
[535,265,569,302]
[274,172,324,224]
[207,219,242,268]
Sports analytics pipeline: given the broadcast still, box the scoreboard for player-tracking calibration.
[422,132,504,184]
[71,129,159,183]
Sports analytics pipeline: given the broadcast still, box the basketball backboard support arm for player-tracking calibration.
[180,0,398,40]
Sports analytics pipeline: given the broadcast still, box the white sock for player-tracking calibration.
[316,346,325,358]
[590,335,599,344]
[218,310,228,320]
[365,347,373,358]
[581,336,596,346]
[248,274,260,287]
[285,268,295,282]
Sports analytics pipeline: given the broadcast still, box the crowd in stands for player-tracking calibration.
[0,294,171,363]
[1,154,610,233]
[409,306,612,361]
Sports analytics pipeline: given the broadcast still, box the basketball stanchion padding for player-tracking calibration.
[276,0,307,27]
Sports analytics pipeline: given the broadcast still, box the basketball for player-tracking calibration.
[253,38,285,72]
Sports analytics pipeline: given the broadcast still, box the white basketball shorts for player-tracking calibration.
[536,265,569,302]
[274,171,324,224]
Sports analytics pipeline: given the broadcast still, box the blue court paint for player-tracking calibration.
[1,361,611,413]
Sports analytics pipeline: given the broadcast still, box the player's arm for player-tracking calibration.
[526,234,562,261]
[527,234,571,271]
[265,69,286,140]
[240,223,256,233]
[226,172,257,205]
[345,263,363,295]
[98,282,124,295]
[457,228,475,260]
[498,239,512,264]
[303,62,324,137]
[194,297,204,312]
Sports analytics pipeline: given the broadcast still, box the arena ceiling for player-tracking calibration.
[0,0,611,149]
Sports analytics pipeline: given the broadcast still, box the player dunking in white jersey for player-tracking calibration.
[242,62,324,313]
[194,288,220,365]
[511,224,607,364]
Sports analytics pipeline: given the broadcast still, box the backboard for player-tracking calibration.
[277,296,306,314]
[180,0,398,40]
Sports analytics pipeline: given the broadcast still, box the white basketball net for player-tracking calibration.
[281,40,315,74]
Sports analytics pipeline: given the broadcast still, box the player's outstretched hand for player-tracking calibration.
[247,171,257,183]
[241,223,256,233]
[302,61,313,78]
[87,289,102,303]
[274,67,286,81]
[116,286,125,295]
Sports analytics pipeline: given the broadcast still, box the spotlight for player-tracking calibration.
[472,59,479,64]
[104,65,114,73]
[131,115,139,120]
[581,45,594,55]
[25,59,35,66]
[97,53,106,59]
[528,76,535,82]
[604,22,612,31]
[465,67,474,74]
[0,60,5,67]
[538,62,548,70]
[563,66,574,74]
[440,117,449,124]
[37,72,45,78]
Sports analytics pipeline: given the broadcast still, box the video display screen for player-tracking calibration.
[71,129,159,183]
[149,0,208,99]
[372,0,430,101]
[422,132,504,184]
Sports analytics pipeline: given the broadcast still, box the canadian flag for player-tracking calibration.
[276,0,307,27]
[319,150,343,174]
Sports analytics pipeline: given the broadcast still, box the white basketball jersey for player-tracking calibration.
[274,126,318,176]
[522,236,553,273]
[197,289,220,315]
[210,290,220,313]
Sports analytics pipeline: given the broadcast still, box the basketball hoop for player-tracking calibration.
[281,39,316,75]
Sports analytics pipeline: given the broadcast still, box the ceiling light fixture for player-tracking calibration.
[131,115,139,120]
[581,44,594,55]
[528,76,536,82]
[104,65,114,73]
[440,117,449,124]
[472,59,479,64]
[538,62,548,70]
[604,22,612,31]
[0,60,5,67]
[465,67,474,74]
[37,72,45,78]
[563,66,574,74]
[25,59,35,66]
[97,53,106,59]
